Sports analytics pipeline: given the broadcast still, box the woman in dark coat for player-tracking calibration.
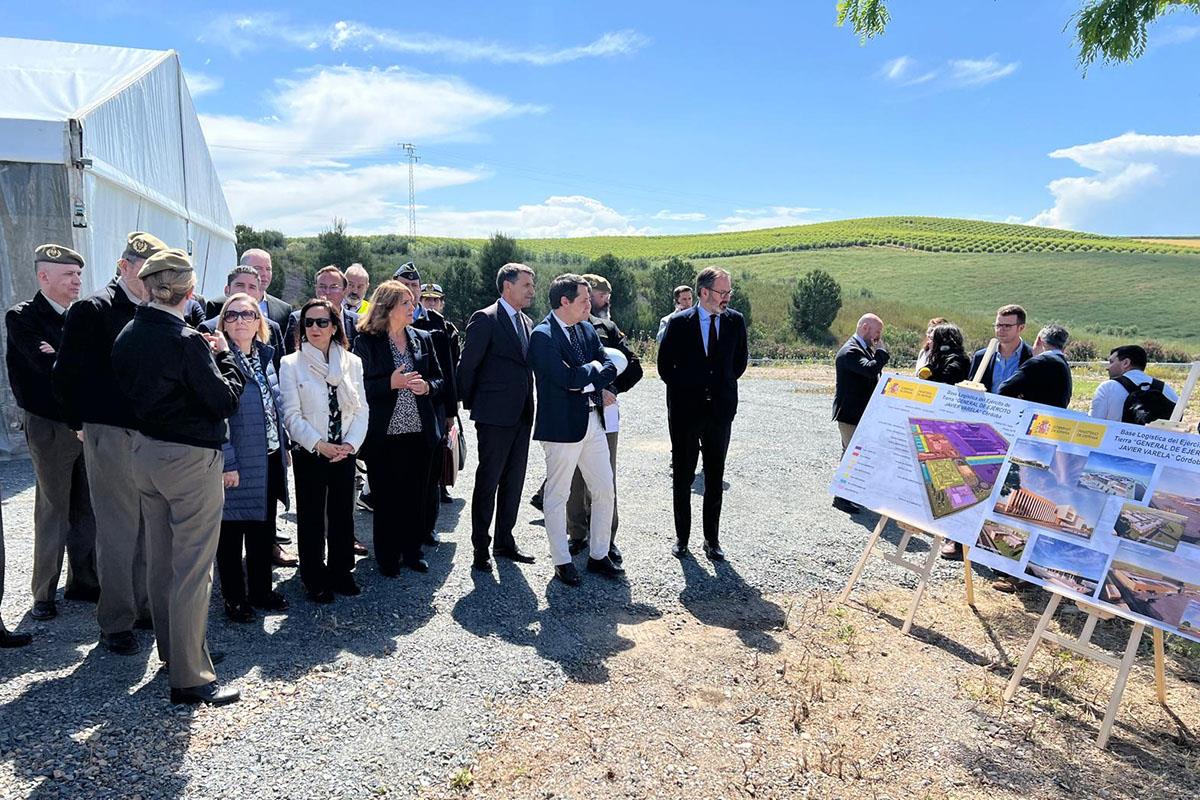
[215,293,290,622]
[352,281,445,576]
[919,323,970,385]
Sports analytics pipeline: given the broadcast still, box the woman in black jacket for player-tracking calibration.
[352,281,444,576]
[919,323,970,385]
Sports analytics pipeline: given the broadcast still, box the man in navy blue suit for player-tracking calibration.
[528,274,622,586]
[657,267,748,561]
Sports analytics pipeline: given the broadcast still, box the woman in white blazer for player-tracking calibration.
[279,298,368,603]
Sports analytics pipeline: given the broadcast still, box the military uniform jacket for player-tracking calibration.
[112,305,245,450]
[412,307,459,422]
[52,278,141,430]
[590,315,643,395]
[5,292,69,422]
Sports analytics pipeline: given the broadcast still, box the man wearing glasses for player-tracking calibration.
[658,267,748,561]
[969,304,1033,392]
[283,265,360,354]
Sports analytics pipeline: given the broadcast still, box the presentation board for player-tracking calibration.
[831,373,1200,643]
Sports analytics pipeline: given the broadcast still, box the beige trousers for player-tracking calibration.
[24,411,98,601]
[567,431,619,544]
[838,422,858,456]
[540,413,614,566]
[84,423,150,635]
[131,433,224,689]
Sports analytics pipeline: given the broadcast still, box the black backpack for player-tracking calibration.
[1115,375,1176,425]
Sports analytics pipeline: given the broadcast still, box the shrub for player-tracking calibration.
[1064,339,1097,361]
[790,269,842,340]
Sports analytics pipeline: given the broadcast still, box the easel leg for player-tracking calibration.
[1003,593,1062,702]
[839,515,888,605]
[962,545,976,608]
[899,533,942,635]
[1153,627,1167,705]
[1097,623,1146,749]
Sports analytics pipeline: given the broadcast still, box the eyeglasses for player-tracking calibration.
[304,317,333,328]
[707,288,734,299]
[994,322,1020,329]
[316,284,344,293]
[223,310,260,323]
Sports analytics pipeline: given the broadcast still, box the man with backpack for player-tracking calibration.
[1090,345,1179,423]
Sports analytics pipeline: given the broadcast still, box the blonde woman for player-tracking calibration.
[214,293,289,622]
[279,298,367,603]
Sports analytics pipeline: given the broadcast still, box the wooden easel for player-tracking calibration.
[839,515,975,634]
[1003,360,1199,748]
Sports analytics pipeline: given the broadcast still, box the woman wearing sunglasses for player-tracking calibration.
[214,293,291,622]
[279,298,368,603]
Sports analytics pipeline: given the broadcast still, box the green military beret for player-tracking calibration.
[581,273,612,293]
[34,243,85,268]
[137,248,193,279]
[123,231,169,262]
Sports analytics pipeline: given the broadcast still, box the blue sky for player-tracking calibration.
[7,1,1198,237]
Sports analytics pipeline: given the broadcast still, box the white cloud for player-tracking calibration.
[417,195,655,238]
[1026,132,1200,233]
[947,55,1019,86]
[716,206,820,232]
[1155,25,1200,47]
[183,69,222,97]
[201,14,648,65]
[653,210,707,221]
[880,56,914,81]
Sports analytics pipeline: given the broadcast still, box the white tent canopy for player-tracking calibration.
[0,37,236,454]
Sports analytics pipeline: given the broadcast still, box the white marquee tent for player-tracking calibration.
[0,37,236,454]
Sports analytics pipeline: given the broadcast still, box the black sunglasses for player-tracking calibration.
[304,317,333,328]
[223,309,260,323]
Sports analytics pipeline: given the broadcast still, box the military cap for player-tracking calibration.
[420,282,444,298]
[34,243,85,268]
[392,261,420,281]
[123,231,168,262]
[137,248,193,279]
[581,273,612,293]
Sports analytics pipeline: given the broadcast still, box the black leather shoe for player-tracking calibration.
[403,558,430,573]
[832,496,863,515]
[586,556,625,577]
[440,487,452,504]
[567,539,588,556]
[423,531,441,546]
[529,493,544,511]
[275,533,292,545]
[248,591,289,612]
[0,628,33,648]
[703,542,726,561]
[608,543,623,565]
[224,601,257,623]
[64,586,100,603]
[471,556,492,572]
[134,616,155,630]
[100,631,140,655]
[494,547,535,565]
[170,681,240,706]
[30,600,57,620]
[554,563,582,586]
[671,540,689,558]
[272,546,299,568]
[357,492,374,512]
[306,588,335,604]
[330,576,361,596]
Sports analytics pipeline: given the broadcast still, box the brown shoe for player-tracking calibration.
[272,545,298,568]
[939,541,964,561]
[353,540,369,557]
[992,575,1019,593]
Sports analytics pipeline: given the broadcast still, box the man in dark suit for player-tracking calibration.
[998,324,1072,408]
[457,263,538,571]
[529,274,622,586]
[831,313,890,514]
[201,266,285,367]
[5,244,99,621]
[968,304,1034,392]
[658,267,749,561]
[392,262,459,545]
[206,248,291,331]
[283,265,359,354]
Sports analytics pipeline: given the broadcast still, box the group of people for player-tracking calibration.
[831,304,1183,588]
[1,234,750,707]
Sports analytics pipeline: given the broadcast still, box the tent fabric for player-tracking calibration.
[0,37,238,454]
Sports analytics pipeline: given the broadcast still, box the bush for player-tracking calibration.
[1064,339,1098,361]
[790,269,842,340]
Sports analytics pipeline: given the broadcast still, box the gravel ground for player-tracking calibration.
[0,375,966,799]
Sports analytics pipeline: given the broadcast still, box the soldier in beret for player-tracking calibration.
[5,244,99,622]
[112,248,245,705]
[421,282,461,504]
[52,231,166,654]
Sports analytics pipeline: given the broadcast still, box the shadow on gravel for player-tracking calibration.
[0,458,37,497]
[678,557,785,653]
[0,644,193,799]
[451,557,661,684]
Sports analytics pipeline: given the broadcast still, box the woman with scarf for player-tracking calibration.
[352,281,444,576]
[279,298,368,603]
[215,293,290,622]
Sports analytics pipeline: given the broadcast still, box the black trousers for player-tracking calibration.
[365,433,436,571]
[424,439,444,537]
[470,420,531,557]
[669,406,732,545]
[216,453,284,603]
[292,448,356,592]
